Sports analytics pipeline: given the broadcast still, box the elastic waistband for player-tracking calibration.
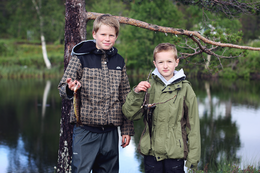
[80,124,117,133]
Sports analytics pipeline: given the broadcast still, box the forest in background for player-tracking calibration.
[1,0,260,79]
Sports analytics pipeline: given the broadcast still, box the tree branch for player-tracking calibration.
[176,0,260,17]
[86,11,260,52]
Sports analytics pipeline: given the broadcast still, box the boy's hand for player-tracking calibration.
[121,135,131,148]
[134,81,151,93]
[66,78,81,91]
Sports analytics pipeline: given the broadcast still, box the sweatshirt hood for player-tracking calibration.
[71,40,118,56]
[152,68,186,86]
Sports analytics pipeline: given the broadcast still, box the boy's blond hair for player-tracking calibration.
[92,14,120,37]
[153,43,178,61]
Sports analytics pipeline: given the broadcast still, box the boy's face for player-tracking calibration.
[92,24,118,50]
[153,50,179,81]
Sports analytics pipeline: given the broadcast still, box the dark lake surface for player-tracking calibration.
[0,77,260,172]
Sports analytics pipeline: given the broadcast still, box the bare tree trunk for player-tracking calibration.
[32,0,51,69]
[41,34,51,69]
[205,54,211,69]
[57,0,86,172]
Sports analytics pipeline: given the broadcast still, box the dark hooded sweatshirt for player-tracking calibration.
[58,40,134,136]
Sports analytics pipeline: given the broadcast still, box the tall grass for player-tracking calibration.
[0,65,63,79]
[0,39,64,79]
[188,159,260,173]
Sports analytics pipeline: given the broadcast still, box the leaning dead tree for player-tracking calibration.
[86,12,260,61]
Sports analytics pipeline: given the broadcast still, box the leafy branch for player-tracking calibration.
[86,11,260,61]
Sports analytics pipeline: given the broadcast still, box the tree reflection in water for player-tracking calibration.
[0,78,260,172]
[0,79,60,173]
[198,81,240,171]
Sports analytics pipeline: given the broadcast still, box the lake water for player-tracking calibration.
[0,77,260,172]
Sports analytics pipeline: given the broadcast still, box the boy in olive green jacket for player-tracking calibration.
[122,43,201,173]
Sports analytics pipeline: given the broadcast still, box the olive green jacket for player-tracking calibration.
[122,70,201,168]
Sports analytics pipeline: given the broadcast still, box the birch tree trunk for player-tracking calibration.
[205,55,211,69]
[32,0,51,69]
[41,34,51,69]
[57,0,86,172]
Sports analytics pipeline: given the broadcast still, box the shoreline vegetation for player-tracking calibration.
[1,39,260,80]
[1,65,260,80]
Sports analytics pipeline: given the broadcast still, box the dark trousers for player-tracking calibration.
[144,155,185,173]
[71,126,119,173]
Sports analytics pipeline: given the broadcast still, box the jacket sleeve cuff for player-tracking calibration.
[120,123,135,136]
[185,160,197,169]
[66,84,74,99]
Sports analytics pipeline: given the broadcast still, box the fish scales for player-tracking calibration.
[73,83,82,126]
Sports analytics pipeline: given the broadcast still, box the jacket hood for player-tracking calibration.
[71,40,118,56]
[152,68,186,86]
[71,40,96,56]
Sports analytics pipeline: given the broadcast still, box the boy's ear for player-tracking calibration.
[153,61,157,68]
[175,59,179,67]
[92,31,96,39]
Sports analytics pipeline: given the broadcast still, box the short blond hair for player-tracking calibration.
[92,14,120,37]
[153,43,178,61]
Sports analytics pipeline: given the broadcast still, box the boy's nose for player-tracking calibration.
[105,35,110,40]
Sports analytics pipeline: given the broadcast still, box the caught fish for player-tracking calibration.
[73,82,82,126]
[143,104,156,139]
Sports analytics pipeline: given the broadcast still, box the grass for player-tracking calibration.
[0,65,63,79]
[187,158,260,173]
[188,165,260,173]
[0,39,64,79]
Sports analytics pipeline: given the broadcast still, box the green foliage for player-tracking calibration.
[174,5,254,78]
[188,163,259,173]
[0,44,63,67]
[1,0,260,79]
[238,50,260,72]
[1,0,65,42]
[86,0,129,40]
[117,0,185,70]
[41,0,66,43]
[0,39,17,57]
[218,68,238,79]
[0,65,62,79]
[240,14,260,42]
[0,39,64,78]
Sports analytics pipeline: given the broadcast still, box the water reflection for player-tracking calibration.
[198,81,241,171]
[0,78,260,172]
[0,79,60,173]
[42,81,51,117]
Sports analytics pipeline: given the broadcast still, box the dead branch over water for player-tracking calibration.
[86,12,260,60]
